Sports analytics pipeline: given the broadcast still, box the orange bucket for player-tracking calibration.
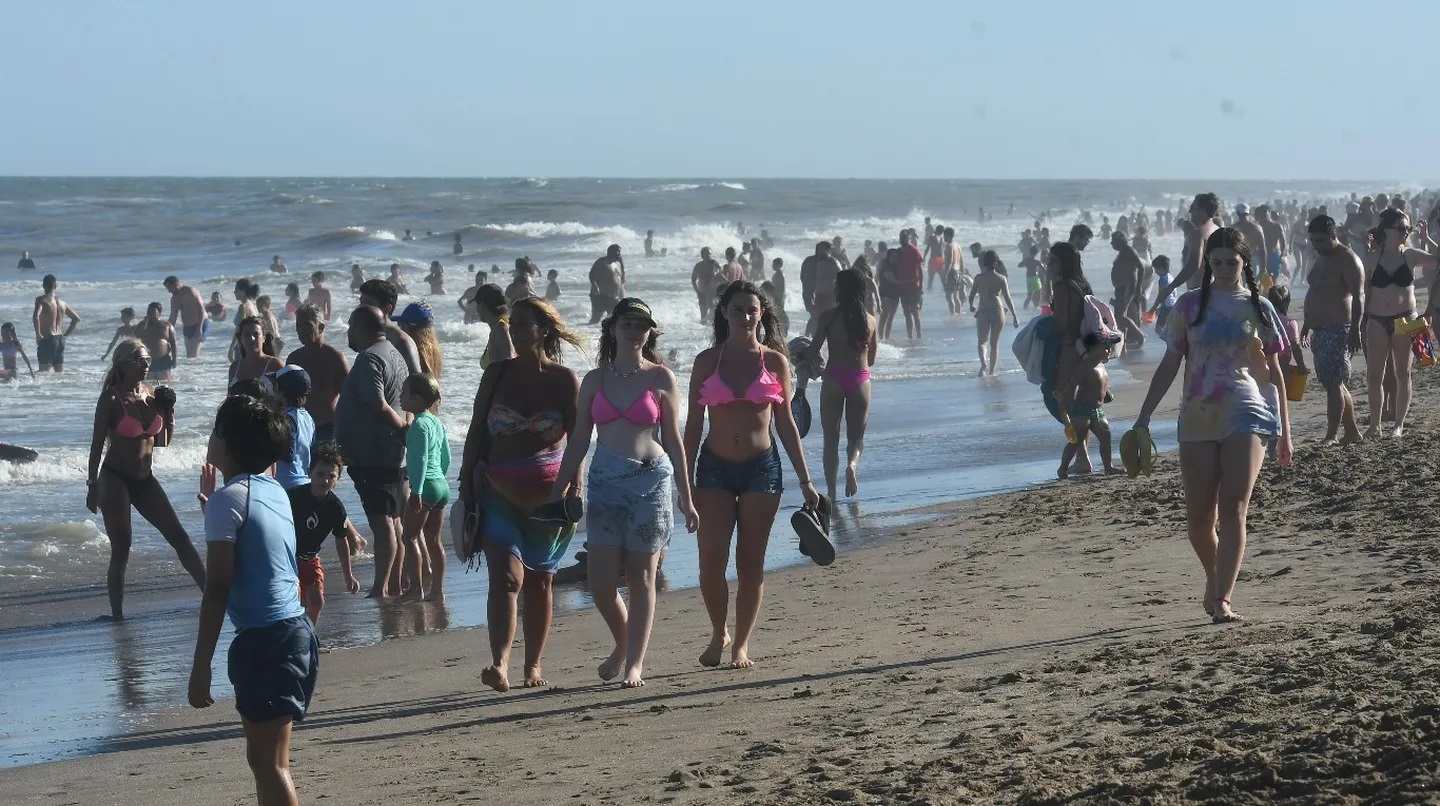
[1285,366,1308,402]
[1141,311,1156,325]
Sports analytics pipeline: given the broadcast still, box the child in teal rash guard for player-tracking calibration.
[400,372,451,601]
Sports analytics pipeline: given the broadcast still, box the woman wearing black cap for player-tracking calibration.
[546,298,697,688]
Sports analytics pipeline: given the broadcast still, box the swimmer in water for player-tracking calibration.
[269,255,288,275]
[17,251,36,271]
[102,307,139,361]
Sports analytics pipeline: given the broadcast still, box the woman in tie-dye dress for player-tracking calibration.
[1135,227,1292,624]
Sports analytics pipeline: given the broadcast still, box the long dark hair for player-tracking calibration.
[712,280,786,353]
[599,314,663,365]
[834,269,869,348]
[1048,242,1092,296]
[1378,208,1411,249]
[235,315,273,359]
[234,278,259,301]
[1192,227,1271,330]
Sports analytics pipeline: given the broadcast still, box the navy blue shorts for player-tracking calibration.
[695,442,783,496]
[228,616,319,723]
[313,422,335,446]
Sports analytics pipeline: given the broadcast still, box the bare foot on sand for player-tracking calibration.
[423,591,445,603]
[1339,432,1364,445]
[523,665,548,687]
[699,632,731,667]
[1391,426,1405,439]
[481,665,510,693]
[398,588,421,602]
[729,645,756,669]
[1365,425,1383,441]
[846,464,859,498]
[1212,598,1244,623]
[1103,466,1124,475]
[1203,580,1215,616]
[621,665,645,688]
[598,649,624,681]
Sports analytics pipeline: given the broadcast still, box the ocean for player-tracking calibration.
[0,177,1377,767]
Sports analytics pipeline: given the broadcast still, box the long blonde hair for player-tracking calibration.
[402,321,444,379]
[512,297,587,362]
[103,338,146,390]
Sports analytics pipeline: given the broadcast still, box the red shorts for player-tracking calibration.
[927,256,946,275]
[298,556,325,595]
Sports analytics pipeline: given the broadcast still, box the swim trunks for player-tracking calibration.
[1267,252,1282,274]
[151,353,175,374]
[36,335,64,367]
[1311,324,1351,385]
[1027,276,1043,293]
[1069,401,1105,422]
[182,320,210,343]
[927,256,945,275]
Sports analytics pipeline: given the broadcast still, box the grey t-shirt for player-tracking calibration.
[335,339,408,468]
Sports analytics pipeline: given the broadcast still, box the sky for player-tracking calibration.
[1,0,1436,180]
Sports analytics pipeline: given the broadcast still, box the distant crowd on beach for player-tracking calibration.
[6,187,1440,803]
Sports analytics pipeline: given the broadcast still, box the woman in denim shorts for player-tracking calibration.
[684,281,819,670]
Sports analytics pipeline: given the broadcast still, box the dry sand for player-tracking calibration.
[9,329,1440,805]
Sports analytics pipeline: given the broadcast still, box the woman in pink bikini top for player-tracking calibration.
[547,297,697,688]
[683,280,819,671]
[84,339,205,620]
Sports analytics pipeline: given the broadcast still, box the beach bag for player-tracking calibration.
[453,360,508,566]
[1412,326,1437,367]
[1011,315,1048,385]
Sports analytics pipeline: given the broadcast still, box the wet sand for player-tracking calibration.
[10,321,1440,803]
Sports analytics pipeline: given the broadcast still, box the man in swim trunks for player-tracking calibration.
[691,248,721,323]
[800,241,842,336]
[924,226,947,290]
[1257,205,1288,281]
[1232,203,1268,269]
[32,273,80,372]
[1301,215,1365,445]
[138,302,179,381]
[1108,231,1146,346]
[590,245,626,324]
[164,275,207,358]
[17,251,36,271]
[304,271,333,321]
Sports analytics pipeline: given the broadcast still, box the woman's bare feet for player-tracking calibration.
[1365,425,1383,440]
[423,590,445,603]
[621,665,645,688]
[598,649,624,682]
[523,664,548,687]
[845,464,859,498]
[1212,598,1243,624]
[729,644,756,669]
[1390,425,1405,439]
[699,632,730,667]
[481,665,510,693]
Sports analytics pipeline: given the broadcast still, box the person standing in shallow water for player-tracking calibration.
[685,281,819,669]
[87,339,206,619]
[1134,227,1292,624]
[803,270,877,501]
[968,251,1019,377]
[546,298,698,688]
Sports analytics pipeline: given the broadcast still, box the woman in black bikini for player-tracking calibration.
[86,338,205,619]
[684,281,819,669]
[1362,208,1438,438]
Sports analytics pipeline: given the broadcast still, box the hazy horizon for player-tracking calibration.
[3,1,1436,180]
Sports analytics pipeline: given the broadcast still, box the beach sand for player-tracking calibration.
[8,334,1440,804]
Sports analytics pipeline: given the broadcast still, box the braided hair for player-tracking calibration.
[1191,227,1272,330]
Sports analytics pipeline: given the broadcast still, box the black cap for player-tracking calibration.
[610,297,656,327]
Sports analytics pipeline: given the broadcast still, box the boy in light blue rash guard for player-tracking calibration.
[190,393,318,806]
[400,372,451,601]
[272,364,315,489]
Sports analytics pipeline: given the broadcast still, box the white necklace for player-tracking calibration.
[609,361,642,379]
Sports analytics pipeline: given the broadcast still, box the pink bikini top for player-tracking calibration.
[697,347,784,407]
[115,401,164,439]
[591,381,662,426]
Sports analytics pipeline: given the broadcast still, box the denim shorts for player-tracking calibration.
[228,616,319,723]
[695,442,783,496]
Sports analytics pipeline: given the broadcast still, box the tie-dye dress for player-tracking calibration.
[1162,289,1289,442]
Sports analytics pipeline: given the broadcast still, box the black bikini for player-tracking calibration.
[1368,261,1416,335]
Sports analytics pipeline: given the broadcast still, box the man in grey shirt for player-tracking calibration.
[335,305,411,597]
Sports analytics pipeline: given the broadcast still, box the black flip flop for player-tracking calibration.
[791,498,835,567]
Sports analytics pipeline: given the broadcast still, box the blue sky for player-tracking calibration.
[1,1,1435,179]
